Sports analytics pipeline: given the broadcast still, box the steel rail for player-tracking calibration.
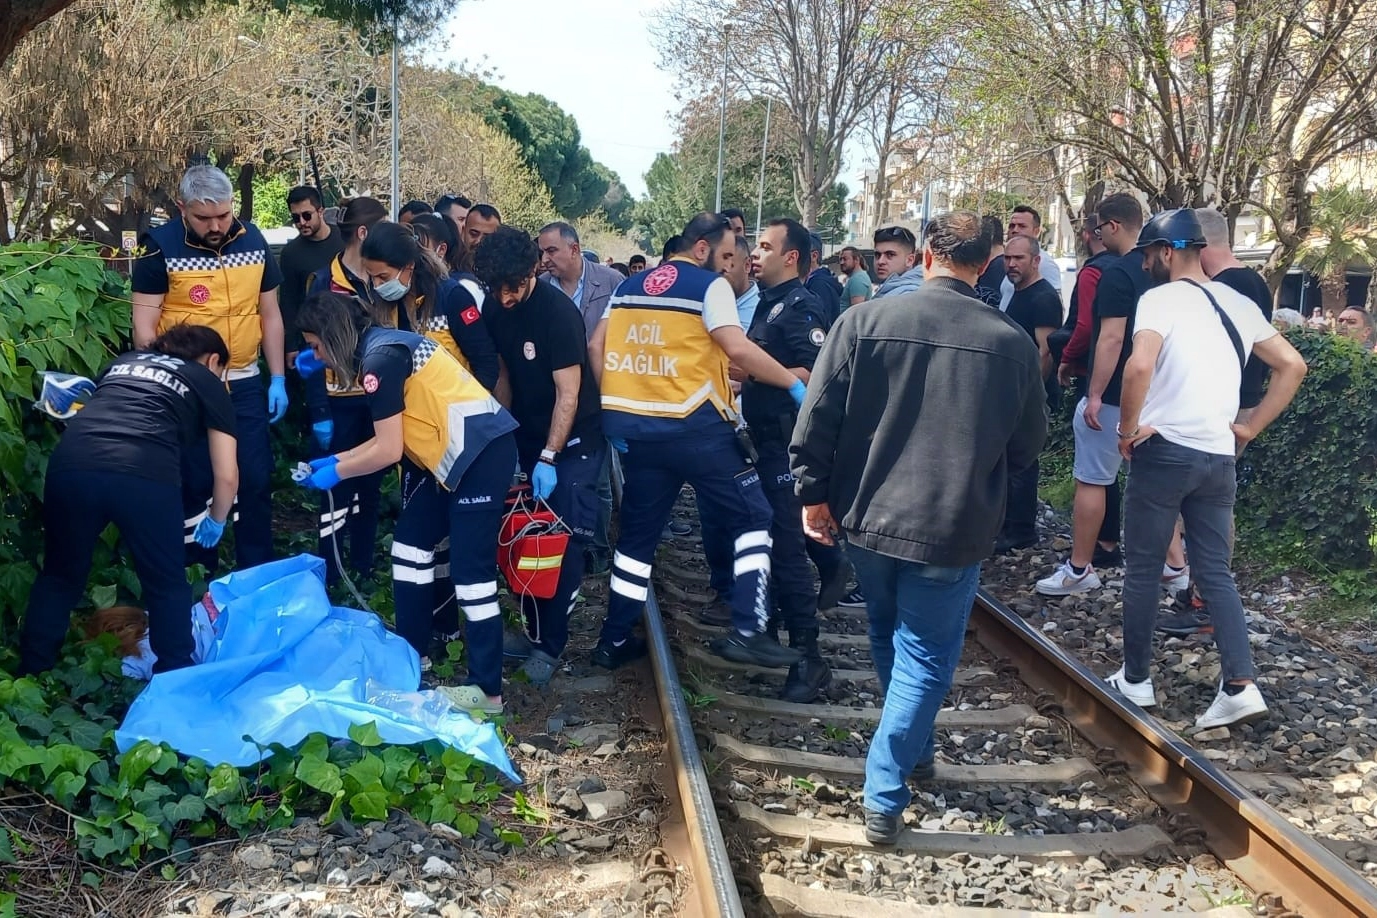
[969,587,1377,918]
[610,455,744,918]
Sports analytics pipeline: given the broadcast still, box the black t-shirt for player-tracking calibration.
[1005,278,1062,344]
[54,352,236,485]
[975,255,1006,307]
[1089,250,1155,406]
[358,344,412,422]
[744,280,828,438]
[482,280,601,454]
[279,230,345,349]
[1213,266,1274,409]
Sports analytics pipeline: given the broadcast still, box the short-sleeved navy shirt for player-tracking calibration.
[53,352,236,485]
[357,344,411,422]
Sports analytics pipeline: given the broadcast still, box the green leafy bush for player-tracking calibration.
[0,643,504,866]
[1237,328,1377,569]
[0,242,132,641]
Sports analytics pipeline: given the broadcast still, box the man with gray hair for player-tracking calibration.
[537,221,627,341]
[131,164,286,571]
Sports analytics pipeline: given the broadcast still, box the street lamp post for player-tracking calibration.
[389,29,400,221]
[713,23,733,213]
[754,97,772,237]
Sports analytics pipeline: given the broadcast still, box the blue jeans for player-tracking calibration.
[850,545,980,817]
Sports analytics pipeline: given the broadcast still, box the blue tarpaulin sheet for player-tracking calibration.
[115,555,519,783]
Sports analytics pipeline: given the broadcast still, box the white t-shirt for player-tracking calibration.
[999,255,1061,311]
[1135,280,1278,455]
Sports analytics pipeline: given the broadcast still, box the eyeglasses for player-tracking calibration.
[874,226,916,246]
[290,211,318,224]
[1093,219,1117,239]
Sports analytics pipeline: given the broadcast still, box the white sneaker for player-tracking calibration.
[1035,561,1102,596]
[1195,683,1268,729]
[1105,666,1157,708]
[1161,564,1190,593]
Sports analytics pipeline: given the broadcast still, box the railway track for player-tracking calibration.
[634,501,1377,918]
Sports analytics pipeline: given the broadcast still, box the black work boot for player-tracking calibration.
[710,631,802,668]
[780,631,831,703]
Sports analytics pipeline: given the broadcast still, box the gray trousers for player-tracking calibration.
[1122,436,1255,684]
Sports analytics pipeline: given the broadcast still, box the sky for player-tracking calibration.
[432,0,678,199]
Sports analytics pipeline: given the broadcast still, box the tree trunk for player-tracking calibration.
[1261,167,1314,294]
[236,163,255,224]
[0,0,76,66]
[1320,268,1348,313]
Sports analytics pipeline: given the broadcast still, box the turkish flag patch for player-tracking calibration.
[461,306,482,325]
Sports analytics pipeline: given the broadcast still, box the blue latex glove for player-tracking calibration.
[44,376,96,415]
[312,419,333,450]
[788,378,808,408]
[308,455,339,473]
[193,516,226,548]
[267,375,289,423]
[294,348,326,377]
[609,437,628,454]
[531,461,557,500]
[303,462,341,491]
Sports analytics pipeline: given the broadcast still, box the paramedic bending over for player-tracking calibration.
[293,292,519,718]
[18,325,238,676]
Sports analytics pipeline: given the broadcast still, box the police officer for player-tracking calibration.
[589,212,810,670]
[131,165,286,570]
[294,293,518,718]
[748,218,835,702]
[304,196,390,587]
[19,325,239,676]
[473,226,606,686]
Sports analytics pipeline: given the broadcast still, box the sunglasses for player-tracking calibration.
[875,226,917,246]
[289,211,318,224]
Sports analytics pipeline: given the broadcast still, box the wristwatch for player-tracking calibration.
[539,447,558,465]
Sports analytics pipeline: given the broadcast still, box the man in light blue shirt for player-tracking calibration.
[724,234,759,327]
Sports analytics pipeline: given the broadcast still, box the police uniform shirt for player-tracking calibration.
[743,279,827,434]
[54,352,237,485]
[482,279,601,454]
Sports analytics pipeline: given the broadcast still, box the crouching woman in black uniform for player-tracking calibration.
[294,292,519,717]
[19,325,238,676]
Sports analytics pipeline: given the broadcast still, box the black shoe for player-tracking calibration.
[710,632,803,669]
[1156,608,1212,637]
[696,596,733,627]
[911,760,936,782]
[591,636,648,670]
[864,810,902,845]
[583,548,610,576]
[1091,544,1124,568]
[817,560,854,612]
[836,587,866,609]
[780,656,832,703]
[992,534,1036,555]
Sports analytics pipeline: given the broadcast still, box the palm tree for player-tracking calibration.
[1299,185,1377,316]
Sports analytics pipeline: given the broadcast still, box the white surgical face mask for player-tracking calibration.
[374,277,409,301]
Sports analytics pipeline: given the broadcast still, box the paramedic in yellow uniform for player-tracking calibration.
[131,165,286,570]
[294,292,518,719]
[588,212,811,671]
